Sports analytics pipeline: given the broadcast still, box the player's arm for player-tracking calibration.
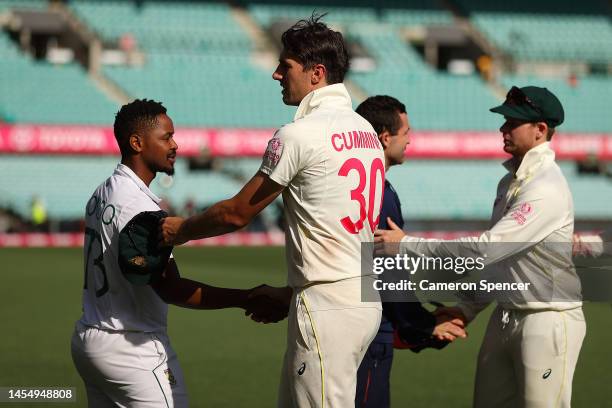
[375,187,563,322]
[160,171,284,245]
[377,185,563,264]
[152,259,248,309]
[151,259,290,322]
[118,210,288,320]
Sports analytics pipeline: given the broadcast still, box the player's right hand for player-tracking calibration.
[433,306,468,325]
[159,216,186,246]
[433,313,467,342]
[245,285,292,324]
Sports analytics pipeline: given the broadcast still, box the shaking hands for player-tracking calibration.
[244,285,292,324]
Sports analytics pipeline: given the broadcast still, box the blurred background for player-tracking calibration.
[0,1,611,407]
[1,0,611,242]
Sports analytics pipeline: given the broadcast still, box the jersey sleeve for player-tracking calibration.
[398,182,566,321]
[259,126,309,186]
[400,182,566,264]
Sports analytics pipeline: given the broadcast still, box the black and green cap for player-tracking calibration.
[118,210,172,286]
[490,86,564,127]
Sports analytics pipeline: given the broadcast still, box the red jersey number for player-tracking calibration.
[338,158,385,234]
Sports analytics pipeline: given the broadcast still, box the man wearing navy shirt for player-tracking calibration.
[354,96,466,407]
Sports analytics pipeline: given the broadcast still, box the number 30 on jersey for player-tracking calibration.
[338,158,385,234]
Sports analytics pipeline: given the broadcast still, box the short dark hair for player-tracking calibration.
[356,95,406,136]
[281,13,350,84]
[546,126,555,141]
[114,99,167,155]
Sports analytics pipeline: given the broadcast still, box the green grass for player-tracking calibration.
[0,248,610,407]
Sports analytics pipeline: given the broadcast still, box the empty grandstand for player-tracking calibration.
[1,0,611,237]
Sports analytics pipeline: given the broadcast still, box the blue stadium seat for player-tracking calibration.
[387,160,612,220]
[471,12,612,63]
[1,156,245,219]
[347,25,501,131]
[3,156,611,221]
[0,33,118,124]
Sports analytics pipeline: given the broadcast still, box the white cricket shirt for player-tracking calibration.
[400,142,582,319]
[260,84,386,291]
[79,164,168,332]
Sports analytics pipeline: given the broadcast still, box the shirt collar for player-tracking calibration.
[293,83,352,121]
[502,142,555,180]
[114,164,162,204]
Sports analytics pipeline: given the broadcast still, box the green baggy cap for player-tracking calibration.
[118,210,172,285]
[490,86,564,127]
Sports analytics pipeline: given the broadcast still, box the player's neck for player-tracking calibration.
[121,157,155,186]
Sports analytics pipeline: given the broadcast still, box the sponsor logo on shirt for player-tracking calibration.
[511,202,533,225]
[263,137,283,168]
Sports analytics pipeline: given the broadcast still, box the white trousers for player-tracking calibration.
[277,282,381,408]
[474,306,586,408]
[71,322,188,408]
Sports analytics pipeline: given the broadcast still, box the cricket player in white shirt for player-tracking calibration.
[376,86,586,408]
[71,99,287,408]
[160,15,386,407]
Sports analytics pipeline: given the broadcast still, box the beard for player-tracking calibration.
[150,162,175,176]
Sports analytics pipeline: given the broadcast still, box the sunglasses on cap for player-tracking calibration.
[505,86,543,115]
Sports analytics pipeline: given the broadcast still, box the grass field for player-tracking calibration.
[1,247,611,407]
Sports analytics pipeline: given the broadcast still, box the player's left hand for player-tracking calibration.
[374,217,407,243]
[159,216,186,246]
[572,233,604,257]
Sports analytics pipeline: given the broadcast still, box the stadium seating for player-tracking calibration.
[0,0,118,124]
[72,0,252,54]
[0,0,45,12]
[2,0,609,132]
[70,0,295,128]
[0,156,244,219]
[451,0,610,15]
[347,24,501,131]
[0,58,118,124]
[0,0,610,233]
[3,155,611,221]
[387,160,612,220]
[0,33,118,124]
[248,0,452,27]
[103,53,294,127]
[471,12,612,63]
[68,1,505,130]
[381,9,453,27]
[248,3,378,26]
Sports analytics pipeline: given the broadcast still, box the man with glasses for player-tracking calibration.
[376,86,585,407]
